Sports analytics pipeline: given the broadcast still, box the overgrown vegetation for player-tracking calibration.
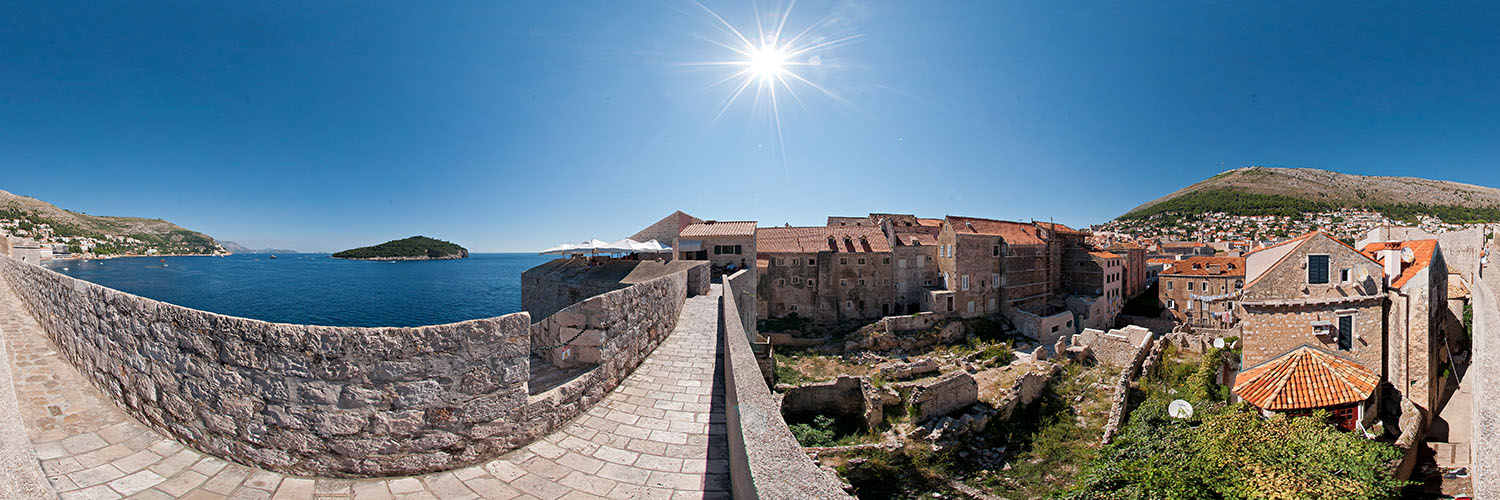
[1465,303,1474,339]
[1060,346,1408,499]
[1120,188,1500,224]
[788,414,879,448]
[331,235,466,259]
[1060,404,1409,499]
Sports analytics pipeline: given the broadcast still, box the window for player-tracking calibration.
[840,257,849,265]
[840,278,848,287]
[917,256,925,268]
[777,279,785,286]
[1167,281,1174,290]
[858,279,866,286]
[1187,282,1195,291]
[776,257,786,266]
[808,258,816,266]
[1340,268,1351,283]
[791,258,800,266]
[1166,299,1176,309]
[899,259,908,269]
[988,298,997,311]
[993,246,1000,257]
[1308,255,1330,284]
[845,300,853,310]
[1051,325,1060,333]
[1338,314,1353,350]
[924,279,933,286]
[1201,281,1208,291]
[791,276,800,285]
[808,279,815,287]
[883,257,890,265]
[961,275,970,291]
[858,258,866,265]
[790,304,798,312]
[967,301,975,313]
[1067,319,1073,328]
[734,245,742,255]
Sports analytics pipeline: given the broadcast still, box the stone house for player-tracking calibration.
[1359,239,1448,425]
[1106,242,1148,299]
[675,220,756,275]
[937,216,1045,318]
[1158,256,1246,328]
[878,215,943,314]
[1063,251,1123,330]
[1150,241,1215,261]
[630,210,702,260]
[755,225,895,322]
[12,238,43,265]
[1235,232,1388,430]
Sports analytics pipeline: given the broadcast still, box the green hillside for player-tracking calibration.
[332,236,468,260]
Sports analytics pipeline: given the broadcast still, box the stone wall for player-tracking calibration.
[720,269,853,499]
[0,255,693,478]
[1100,332,1159,444]
[1072,325,1153,367]
[779,376,882,432]
[909,371,979,421]
[687,262,711,297]
[1470,261,1500,498]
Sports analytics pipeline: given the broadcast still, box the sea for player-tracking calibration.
[42,253,555,327]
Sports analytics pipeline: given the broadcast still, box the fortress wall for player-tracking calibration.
[0,256,694,478]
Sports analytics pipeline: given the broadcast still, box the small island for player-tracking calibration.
[331,236,469,261]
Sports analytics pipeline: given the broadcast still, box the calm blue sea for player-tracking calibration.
[42,253,554,327]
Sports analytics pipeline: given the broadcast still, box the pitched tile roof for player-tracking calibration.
[1035,221,1084,235]
[1359,239,1438,288]
[1088,251,1121,260]
[755,226,891,254]
[1233,345,1379,411]
[1162,256,1246,277]
[1243,232,1381,289]
[1106,242,1143,251]
[945,216,1045,245]
[679,220,757,238]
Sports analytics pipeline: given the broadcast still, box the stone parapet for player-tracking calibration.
[1471,269,1500,497]
[0,255,692,478]
[720,269,852,499]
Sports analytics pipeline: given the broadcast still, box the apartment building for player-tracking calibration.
[1158,256,1246,328]
[755,225,895,322]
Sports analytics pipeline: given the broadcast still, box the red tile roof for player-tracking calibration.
[1162,256,1246,277]
[1035,222,1084,235]
[946,216,1045,245]
[679,220,757,238]
[1089,251,1121,260]
[1233,345,1379,411]
[1161,241,1208,248]
[1359,239,1437,288]
[755,226,891,254]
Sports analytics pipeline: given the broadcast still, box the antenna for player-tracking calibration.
[1169,400,1194,419]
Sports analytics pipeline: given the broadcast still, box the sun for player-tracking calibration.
[747,45,788,80]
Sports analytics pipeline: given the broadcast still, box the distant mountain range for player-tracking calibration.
[219,241,301,255]
[1118,166,1500,223]
[0,188,223,255]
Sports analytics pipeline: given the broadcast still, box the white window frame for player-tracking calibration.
[961,274,970,291]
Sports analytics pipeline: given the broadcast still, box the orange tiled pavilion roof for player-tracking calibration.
[1232,345,1378,411]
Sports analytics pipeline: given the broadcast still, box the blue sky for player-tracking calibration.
[4,2,1497,252]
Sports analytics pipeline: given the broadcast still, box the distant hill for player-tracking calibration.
[332,236,468,261]
[1119,166,1500,223]
[220,241,300,255]
[0,188,223,255]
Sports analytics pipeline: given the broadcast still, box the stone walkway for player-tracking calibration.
[0,273,728,500]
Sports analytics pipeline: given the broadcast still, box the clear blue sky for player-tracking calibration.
[4,2,1497,252]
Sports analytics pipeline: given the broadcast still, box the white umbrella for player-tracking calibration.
[538,243,577,255]
[638,239,672,253]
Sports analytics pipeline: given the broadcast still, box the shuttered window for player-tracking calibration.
[1338,314,1353,350]
[1308,255,1330,284]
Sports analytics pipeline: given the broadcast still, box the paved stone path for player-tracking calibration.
[0,273,728,500]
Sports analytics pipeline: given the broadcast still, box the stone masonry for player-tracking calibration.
[0,255,695,478]
[0,264,731,499]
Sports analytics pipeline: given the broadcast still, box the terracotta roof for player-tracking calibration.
[1106,242,1143,251]
[1146,258,1177,266]
[1233,345,1379,411]
[1162,241,1208,248]
[1089,251,1121,260]
[1359,239,1438,288]
[946,216,1045,245]
[755,226,891,254]
[679,220,757,238]
[1162,256,1246,277]
[1035,222,1084,235]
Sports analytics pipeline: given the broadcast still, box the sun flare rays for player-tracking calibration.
[686,1,862,160]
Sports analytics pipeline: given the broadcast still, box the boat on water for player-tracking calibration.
[160,258,167,267]
[270,254,278,259]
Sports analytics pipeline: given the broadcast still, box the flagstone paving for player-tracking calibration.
[0,272,729,500]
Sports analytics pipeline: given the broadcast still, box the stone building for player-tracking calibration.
[1150,241,1215,261]
[674,220,756,275]
[1158,256,1246,328]
[12,238,43,265]
[878,215,943,314]
[1106,242,1148,299]
[937,216,1044,317]
[755,225,896,322]
[1235,232,1387,430]
[1359,239,1448,425]
[1063,251,1123,330]
[630,210,702,259]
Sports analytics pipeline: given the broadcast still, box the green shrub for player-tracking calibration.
[789,415,838,447]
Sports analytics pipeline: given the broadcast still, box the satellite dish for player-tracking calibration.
[1169,400,1194,419]
[1401,246,1415,264]
[1212,338,1226,349]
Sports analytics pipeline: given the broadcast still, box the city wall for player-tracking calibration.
[1471,265,1500,498]
[720,269,853,499]
[0,255,693,477]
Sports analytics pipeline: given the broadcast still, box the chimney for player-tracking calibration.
[1381,248,1401,287]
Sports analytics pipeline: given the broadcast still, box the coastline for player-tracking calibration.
[329,254,467,261]
[48,252,230,261]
